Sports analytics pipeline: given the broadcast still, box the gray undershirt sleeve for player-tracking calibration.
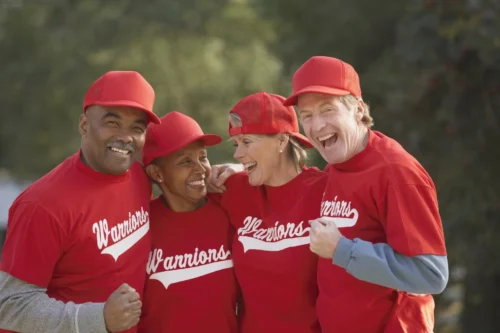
[0,271,108,333]
[333,237,449,294]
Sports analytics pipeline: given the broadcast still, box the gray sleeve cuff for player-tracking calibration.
[333,236,354,268]
[76,302,108,333]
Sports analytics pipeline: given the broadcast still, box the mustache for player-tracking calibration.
[107,141,136,153]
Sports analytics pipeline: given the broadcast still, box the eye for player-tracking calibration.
[134,126,146,134]
[200,155,208,161]
[242,139,251,145]
[299,113,312,121]
[107,121,119,126]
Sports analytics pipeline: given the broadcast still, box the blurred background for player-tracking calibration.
[1,0,499,332]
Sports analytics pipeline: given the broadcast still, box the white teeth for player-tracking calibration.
[243,162,257,170]
[188,180,205,186]
[110,147,129,154]
[318,134,335,142]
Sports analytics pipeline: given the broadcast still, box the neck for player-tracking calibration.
[161,190,206,213]
[265,158,301,187]
[349,126,369,160]
[80,148,97,171]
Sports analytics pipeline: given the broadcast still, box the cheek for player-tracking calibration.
[169,169,190,189]
[301,122,312,136]
[202,161,211,177]
[134,134,146,149]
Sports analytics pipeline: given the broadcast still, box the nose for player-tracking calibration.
[233,144,245,161]
[194,161,207,174]
[114,129,135,144]
[311,114,327,133]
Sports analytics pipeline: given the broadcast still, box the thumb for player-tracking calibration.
[215,169,232,187]
[116,283,134,294]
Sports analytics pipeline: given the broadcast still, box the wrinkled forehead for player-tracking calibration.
[88,105,148,123]
[296,93,342,112]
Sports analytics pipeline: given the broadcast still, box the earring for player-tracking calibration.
[157,178,163,183]
[279,149,283,153]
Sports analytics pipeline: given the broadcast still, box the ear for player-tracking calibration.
[145,164,163,183]
[78,113,88,136]
[277,134,290,153]
[355,99,365,123]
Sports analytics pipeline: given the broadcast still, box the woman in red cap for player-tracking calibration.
[137,112,238,333]
[212,92,327,333]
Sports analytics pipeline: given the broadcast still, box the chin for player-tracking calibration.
[248,177,262,187]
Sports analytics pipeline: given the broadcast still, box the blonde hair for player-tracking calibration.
[339,95,374,128]
[229,113,307,171]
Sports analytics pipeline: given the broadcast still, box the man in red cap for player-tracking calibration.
[283,56,448,332]
[0,71,160,333]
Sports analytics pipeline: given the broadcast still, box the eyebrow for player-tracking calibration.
[298,102,335,114]
[103,112,147,128]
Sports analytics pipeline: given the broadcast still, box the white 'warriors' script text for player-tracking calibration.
[147,245,233,289]
[320,196,359,228]
[237,216,311,252]
[92,207,150,261]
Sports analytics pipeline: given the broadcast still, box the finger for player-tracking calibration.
[215,169,233,187]
[116,283,131,293]
[125,291,140,302]
[210,165,222,178]
[315,218,329,227]
[131,308,142,318]
[310,220,324,231]
[206,183,222,194]
[128,300,142,310]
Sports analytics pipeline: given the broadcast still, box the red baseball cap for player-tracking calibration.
[283,56,362,106]
[228,92,313,149]
[83,71,160,124]
[142,111,222,166]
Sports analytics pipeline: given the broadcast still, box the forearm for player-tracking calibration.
[333,237,449,294]
[0,271,107,333]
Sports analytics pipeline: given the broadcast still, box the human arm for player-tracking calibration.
[207,163,245,193]
[0,201,141,332]
[310,183,448,294]
[0,271,107,332]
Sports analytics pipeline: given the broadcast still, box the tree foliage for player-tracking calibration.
[1,0,499,331]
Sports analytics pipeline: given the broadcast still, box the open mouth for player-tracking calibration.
[243,162,257,173]
[108,147,131,156]
[318,133,338,149]
[187,179,206,189]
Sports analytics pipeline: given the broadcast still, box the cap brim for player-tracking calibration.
[142,133,223,166]
[290,132,314,149]
[283,86,350,106]
[198,134,223,147]
[87,100,161,124]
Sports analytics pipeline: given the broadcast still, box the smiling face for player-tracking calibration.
[296,93,367,164]
[147,140,211,212]
[79,105,148,175]
[230,134,285,186]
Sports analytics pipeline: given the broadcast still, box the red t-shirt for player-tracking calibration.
[0,152,152,333]
[138,196,238,333]
[219,167,327,333]
[317,131,447,333]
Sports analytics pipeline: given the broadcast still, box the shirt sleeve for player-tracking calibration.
[334,237,448,294]
[0,201,67,287]
[331,168,448,293]
[380,183,447,257]
[0,271,107,333]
